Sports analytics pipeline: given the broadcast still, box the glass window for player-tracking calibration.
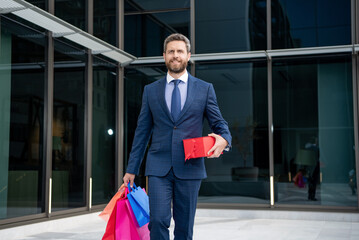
[272,55,357,206]
[125,0,190,12]
[0,16,46,219]
[125,10,190,57]
[52,40,86,211]
[25,0,46,9]
[55,0,86,31]
[272,0,351,49]
[196,61,269,204]
[94,0,116,46]
[92,57,117,205]
[195,0,267,53]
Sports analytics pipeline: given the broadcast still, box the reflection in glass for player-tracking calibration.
[25,0,46,9]
[124,65,168,187]
[92,58,117,205]
[94,0,116,46]
[125,0,190,12]
[272,0,351,49]
[195,0,266,53]
[55,0,86,30]
[0,17,45,219]
[125,11,190,57]
[52,40,86,211]
[196,61,269,204]
[272,55,357,206]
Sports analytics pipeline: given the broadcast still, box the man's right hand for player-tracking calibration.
[123,173,135,188]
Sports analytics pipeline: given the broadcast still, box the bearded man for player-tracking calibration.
[123,33,231,240]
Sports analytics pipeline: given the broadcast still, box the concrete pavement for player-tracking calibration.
[1,209,359,240]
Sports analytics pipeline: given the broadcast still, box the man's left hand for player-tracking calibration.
[207,133,228,158]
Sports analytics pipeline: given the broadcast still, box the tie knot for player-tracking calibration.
[172,79,180,86]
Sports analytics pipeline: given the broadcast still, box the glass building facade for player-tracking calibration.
[1,0,359,227]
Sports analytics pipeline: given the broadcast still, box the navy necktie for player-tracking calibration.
[171,80,181,121]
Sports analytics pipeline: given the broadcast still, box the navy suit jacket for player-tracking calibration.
[126,73,231,179]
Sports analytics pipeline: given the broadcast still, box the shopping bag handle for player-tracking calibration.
[127,182,137,192]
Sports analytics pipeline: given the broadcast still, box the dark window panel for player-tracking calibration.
[125,11,190,57]
[52,40,86,211]
[92,57,117,205]
[25,0,46,9]
[94,0,116,46]
[196,61,269,204]
[0,17,46,219]
[125,0,190,13]
[272,55,356,206]
[195,0,267,54]
[55,0,86,31]
[272,0,351,49]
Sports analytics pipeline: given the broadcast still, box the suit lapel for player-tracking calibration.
[156,77,173,122]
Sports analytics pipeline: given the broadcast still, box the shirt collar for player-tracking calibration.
[166,70,188,84]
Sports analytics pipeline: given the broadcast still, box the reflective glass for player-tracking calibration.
[195,0,267,53]
[125,0,190,12]
[94,0,116,46]
[92,58,117,205]
[124,65,168,187]
[196,61,269,204]
[124,10,190,57]
[55,0,86,31]
[272,0,351,49]
[0,17,46,219]
[52,40,86,211]
[272,55,357,206]
[25,0,46,9]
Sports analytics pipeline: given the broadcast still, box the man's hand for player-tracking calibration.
[207,133,228,158]
[123,173,135,188]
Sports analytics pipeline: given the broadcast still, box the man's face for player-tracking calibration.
[163,40,191,75]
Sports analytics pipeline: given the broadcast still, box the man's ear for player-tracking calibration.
[187,52,191,61]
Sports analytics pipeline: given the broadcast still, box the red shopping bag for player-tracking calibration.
[101,201,117,240]
[183,136,216,161]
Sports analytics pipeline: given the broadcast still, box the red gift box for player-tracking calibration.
[183,136,215,161]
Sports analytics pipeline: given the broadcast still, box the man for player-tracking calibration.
[123,33,231,240]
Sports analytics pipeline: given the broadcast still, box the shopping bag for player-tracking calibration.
[101,200,118,240]
[115,196,140,240]
[125,200,150,240]
[127,183,150,227]
[183,136,216,161]
[99,184,126,222]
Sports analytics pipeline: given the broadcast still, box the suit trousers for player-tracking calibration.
[148,168,202,240]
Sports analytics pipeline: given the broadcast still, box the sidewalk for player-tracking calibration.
[1,209,359,240]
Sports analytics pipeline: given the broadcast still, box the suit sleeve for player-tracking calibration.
[126,85,153,175]
[205,83,232,148]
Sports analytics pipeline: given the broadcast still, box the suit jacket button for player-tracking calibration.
[174,126,177,129]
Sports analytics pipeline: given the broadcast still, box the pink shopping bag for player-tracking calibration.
[115,198,140,240]
[125,200,150,240]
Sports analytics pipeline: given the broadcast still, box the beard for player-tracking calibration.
[166,59,188,74]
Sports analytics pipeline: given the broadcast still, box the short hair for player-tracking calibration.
[163,33,191,53]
